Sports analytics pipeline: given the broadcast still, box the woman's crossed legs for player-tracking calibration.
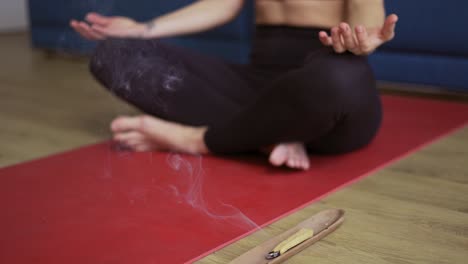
[90,39,381,170]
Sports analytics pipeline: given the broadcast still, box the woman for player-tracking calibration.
[70,0,398,170]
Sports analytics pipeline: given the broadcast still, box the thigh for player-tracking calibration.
[90,38,257,127]
[204,49,381,154]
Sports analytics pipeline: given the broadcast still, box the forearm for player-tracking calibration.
[141,0,244,39]
[346,0,385,29]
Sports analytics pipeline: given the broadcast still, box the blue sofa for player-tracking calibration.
[28,1,467,91]
[28,0,254,63]
[368,1,468,92]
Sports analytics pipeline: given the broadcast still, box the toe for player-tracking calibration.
[286,158,296,169]
[133,144,152,152]
[110,116,143,132]
[113,131,144,143]
[269,145,289,167]
[292,154,302,169]
[294,159,302,169]
[301,159,310,170]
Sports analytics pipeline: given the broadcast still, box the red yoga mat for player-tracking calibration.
[1,95,467,264]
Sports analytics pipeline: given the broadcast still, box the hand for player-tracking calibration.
[70,12,146,40]
[319,14,398,55]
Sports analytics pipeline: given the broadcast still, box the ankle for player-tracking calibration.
[184,126,209,154]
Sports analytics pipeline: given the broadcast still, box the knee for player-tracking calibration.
[89,38,133,78]
[90,38,160,72]
[301,55,376,102]
[320,55,375,92]
[272,55,377,116]
[89,38,164,92]
[89,39,114,81]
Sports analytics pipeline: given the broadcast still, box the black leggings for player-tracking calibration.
[90,26,382,154]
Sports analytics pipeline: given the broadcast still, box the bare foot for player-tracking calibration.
[111,115,309,170]
[268,142,310,170]
[110,115,209,154]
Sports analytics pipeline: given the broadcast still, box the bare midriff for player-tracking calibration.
[255,0,385,29]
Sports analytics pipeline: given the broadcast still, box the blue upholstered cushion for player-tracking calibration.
[369,51,468,91]
[383,1,468,56]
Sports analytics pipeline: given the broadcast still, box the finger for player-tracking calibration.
[70,20,84,32]
[331,27,345,53]
[70,20,86,35]
[85,12,111,26]
[87,29,106,40]
[73,22,94,40]
[319,31,333,46]
[355,25,373,54]
[339,23,359,53]
[78,22,105,40]
[91,24,113,37]
[78,21,105,40]
[381,14,399,41]
[70,19,78,28]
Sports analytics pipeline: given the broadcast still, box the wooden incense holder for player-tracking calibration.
[229,209,345,264]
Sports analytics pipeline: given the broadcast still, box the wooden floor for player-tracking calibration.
[1,33,467,264]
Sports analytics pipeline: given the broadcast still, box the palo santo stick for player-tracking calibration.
[267,228,314,259]
[229,209,345,264]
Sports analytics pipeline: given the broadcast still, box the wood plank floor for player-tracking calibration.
[1,32,467,264]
